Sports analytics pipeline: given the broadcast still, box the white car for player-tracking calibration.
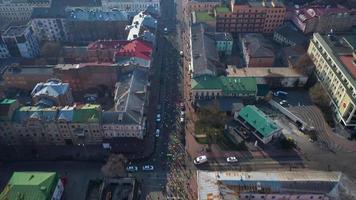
[180,51,184,56]
[180,117,184,123]
[142,165,154,171]
[156,114,161,122]
[194,155,208,165]
[226,156,238,163]
[155,129,160,137]
[126,165,138,172]
[180,111,184,116]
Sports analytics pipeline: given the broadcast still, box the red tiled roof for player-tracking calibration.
[114,39,153,61]
[87,40,129,50]
[339,55,356,78]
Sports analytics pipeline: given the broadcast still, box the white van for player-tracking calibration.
[194,155,208,165]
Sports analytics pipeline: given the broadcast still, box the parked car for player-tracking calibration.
[180,51,184,56]
[180,117,184,123]
[126,165,138,172]
[194,155,208,165]
[155,129,160,137]
[226,156,238,163]
[180,111,184,116]
[274,91,288,98]
[142,165,154,171]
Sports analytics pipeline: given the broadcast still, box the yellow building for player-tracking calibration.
[307,33,356,127]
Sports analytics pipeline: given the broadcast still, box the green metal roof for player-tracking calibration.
[238,105,280,138]
[215,6,230,13]
[191,76,257,95]
[0,99,17,105]
[0,172,59,200]
[72,104,101,123]
[195,11,215,22]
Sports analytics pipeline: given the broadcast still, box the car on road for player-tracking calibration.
[164,27,168,34]
[226,156,238,163]
[155,129,160,138]
[180,102,185,110]
[156,114,161,122]
[180,111,184,116]
[274,90,288,99]
[126,165,138,172]
[180,51,184,56]
[142,165,154,171]
[194,155,207,165]
[279,100,288,106]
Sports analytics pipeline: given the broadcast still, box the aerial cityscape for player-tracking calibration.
[0,0,356,199]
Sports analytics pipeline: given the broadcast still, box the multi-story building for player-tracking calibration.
[57,104,103,145]
[197,170,345,200]
[87,40,128,63]
[65,7,129,42]
[31,79,73,107]
[54,63,118,92]
[188,0,221,12]
[292,6,356,34]
[240,33,275,68]
[3,65,54,90]
[307,33,356,127]
[190,23,219,77]
[273,22,307,47]
[215,0,286,34]
[0,172,64,200]
[126,11,157,44]
[0,40,10,59]
[0,102,103,146]
[101,0,160,13]
[114,39,153,68]
[206,32,233,55]
[191,76,258,102]
[103,68,148,139]
[30,7,68,42]
[1,25,40,58]
[0,0,52,22]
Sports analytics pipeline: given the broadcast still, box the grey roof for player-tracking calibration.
[274,22,307,45]
[2,25,28,37]
[234,0,284,7]
[191,23,219,77]
[31,80,70,98]
[198,170,346,200]
[111,68,148,125]
[31,7,66,19]
[66,7,129,21]
[3,65,54,76]
[242,33,275,58]
[209,32,233,42]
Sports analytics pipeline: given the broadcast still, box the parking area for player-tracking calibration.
[272,88,313,107]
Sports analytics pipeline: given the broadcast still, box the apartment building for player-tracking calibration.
[307,33,356,127]
[103,68,148,139]
[0,0,52,22]
[101,0,160,13]
[30,7,68,42]
[0,41,10,59]
[292,6,356,34]
[31,80,74,107]
[2,25,40,58]
[54,63,118,92]
[0,102,103,146]
[65,7,129,42]
[3,65,54,90]
[215,0,286,34]
[126,11,157,44]
[87,40,127,63]
[114,39,153,68]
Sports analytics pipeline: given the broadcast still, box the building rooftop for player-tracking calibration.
[0,99,17,121]
[294,6,355,23]
[55,63,115,70]
[241,33,275,58]
[238,105,280,138]
[3,65,54,76]
[12,106,59,123]
[2,25,28,37]
[31,80,70,99]
[211,32,233,41]
[1,0,51,4]
[31,7,66,18]
[234,0,284,7]
[87,40,128,50]
[72,104,101,123]
[0,172,59,200]
[226,65,306,78]
[274,22,307,45]
[115,39,153,61]
[126,11,157,41]
[197,170,344,200]
[191,76,257,95]
[111,68,148,125]
[191,23,219,77]
[66,7,129,21]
